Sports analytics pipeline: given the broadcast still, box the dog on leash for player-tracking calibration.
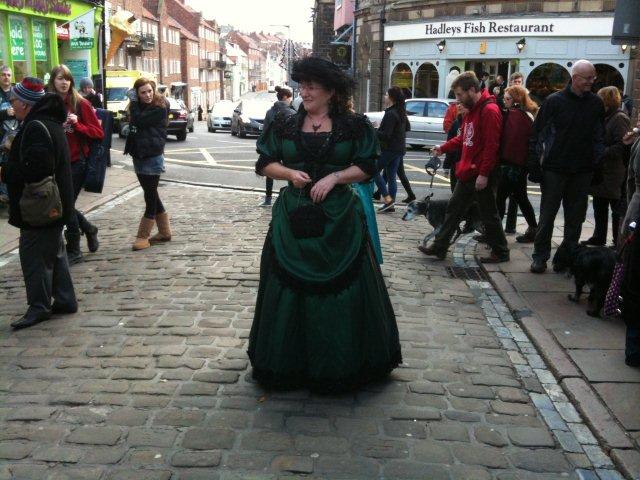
[554,244,617,317]
[402,194,465,248]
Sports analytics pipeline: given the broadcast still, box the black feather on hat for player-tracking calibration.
[291,57,356,95]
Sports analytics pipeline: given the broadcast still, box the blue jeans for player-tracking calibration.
[0,152,8,197]
[374,151,403,200]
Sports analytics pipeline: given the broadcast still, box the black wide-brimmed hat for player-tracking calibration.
[291,57,356,94]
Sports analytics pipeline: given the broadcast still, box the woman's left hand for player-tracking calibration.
[310,174,338,203]
[67,113,78,125]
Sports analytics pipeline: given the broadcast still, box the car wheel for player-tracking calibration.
[207,126,213,132]
[189,126,194,133]
[238,126,247,138]
[409,144,423,150]
[176,130,187,141]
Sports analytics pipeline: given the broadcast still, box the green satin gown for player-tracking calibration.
[248,112,402,392]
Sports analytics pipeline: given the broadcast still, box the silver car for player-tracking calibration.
[365,98,454,148]
[207,100,238,133]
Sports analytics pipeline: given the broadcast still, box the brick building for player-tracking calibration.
[227,31,267,91]
[312,0,335,59]
[352,0,637,114]
[165,0,223,109]
[105,0,160,75]
[176,21,202,110]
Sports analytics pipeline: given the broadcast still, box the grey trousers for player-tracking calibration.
[433,173,509,257]
[19,226,76,316]
[532,170,592,263]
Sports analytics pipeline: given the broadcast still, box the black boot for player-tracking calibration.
[84,224,99,253]
[64,231,84,265]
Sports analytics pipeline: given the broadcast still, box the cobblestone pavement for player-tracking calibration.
[0,184,622,480]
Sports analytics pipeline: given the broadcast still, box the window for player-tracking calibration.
[406,101,426,117]
[427,101,448,119]
[32,20,50,81]
[414,63,439,98]
[8,16,31,82]
[336,0,342,9]
[526,63,570,102]
[163,27,167,43]
[390,63,412,95]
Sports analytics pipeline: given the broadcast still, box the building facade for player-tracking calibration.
[353,0,637,114]
[1,0,103,83]
[313,0,335,59]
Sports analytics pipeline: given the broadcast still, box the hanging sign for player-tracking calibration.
[70,9,94,50]
[57,24,69,40]
[9,18,26,61]
[33,21,48,61]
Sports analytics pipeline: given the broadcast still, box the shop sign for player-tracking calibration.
[386,17,615,42]
[33,21,48,61]
[0,0,71,16]
[66,59,88,81]
[56,24,69,40]
[9,18,26,61]
[69,9,94,50]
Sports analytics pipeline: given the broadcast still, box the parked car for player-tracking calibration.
[207,100,237,133]
[230,98,275,138]
[167,98,190,141]
[119,97,191,141]
[364,98,454,148]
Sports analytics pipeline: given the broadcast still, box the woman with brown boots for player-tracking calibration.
[123,78,171,250]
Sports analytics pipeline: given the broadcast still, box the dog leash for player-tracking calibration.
[424,154,441,189]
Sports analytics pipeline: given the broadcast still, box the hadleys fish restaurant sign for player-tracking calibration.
[385,17,614,41]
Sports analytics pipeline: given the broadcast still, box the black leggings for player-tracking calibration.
[592,196,621,245]
[137,174,165,219]
[496,167,537,229]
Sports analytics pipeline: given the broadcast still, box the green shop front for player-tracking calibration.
[0,0,102,83]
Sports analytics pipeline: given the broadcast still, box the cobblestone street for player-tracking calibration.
[0,184,622,479]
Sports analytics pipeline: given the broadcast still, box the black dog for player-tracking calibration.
[555,244,616,317]
[402,194,471,248]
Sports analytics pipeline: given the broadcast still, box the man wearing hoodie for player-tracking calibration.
[0,77,76,330]
[259,86,296,207]
[422,71,509,263]
[527,60,605,273]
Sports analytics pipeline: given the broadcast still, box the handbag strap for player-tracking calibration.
[20,119,55,178]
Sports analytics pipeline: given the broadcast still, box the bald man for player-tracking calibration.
[527,59,605,274]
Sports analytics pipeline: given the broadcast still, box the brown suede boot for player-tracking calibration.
[150,212,172,244]
[132,217,155,251]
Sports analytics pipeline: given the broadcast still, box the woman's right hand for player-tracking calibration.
[623,128,639,145]
[288,169,312,188]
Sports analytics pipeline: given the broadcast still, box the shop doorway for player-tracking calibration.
[414,62,439,98]
[526,62,570,104]
[465,60,518,87]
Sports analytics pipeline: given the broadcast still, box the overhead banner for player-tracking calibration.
[70,9,95,50]
[385,17,615,41]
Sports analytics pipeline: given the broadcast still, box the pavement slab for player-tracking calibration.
[0,184,622,479]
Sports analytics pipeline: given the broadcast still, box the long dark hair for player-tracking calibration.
[387,86,407,118]
[47,64,84,111]
[132,78,166,108]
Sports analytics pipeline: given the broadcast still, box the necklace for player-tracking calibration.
[307,112,328,132]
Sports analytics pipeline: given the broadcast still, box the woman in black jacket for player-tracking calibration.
[124,78,170,250]
[0,78,76,329]
[374,87,410,213]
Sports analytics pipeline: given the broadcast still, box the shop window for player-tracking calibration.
[593,64,624,93]
[32,20,51,81]
[8,16,32,82]
[0,15,6,66]
[526,62,570,104]
[414,62,439,99]
[390,63,412,95]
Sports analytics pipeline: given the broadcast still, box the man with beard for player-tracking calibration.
[421,71,509,262]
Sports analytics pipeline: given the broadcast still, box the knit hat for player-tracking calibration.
[79,77,93,90]
[11,77,45,105]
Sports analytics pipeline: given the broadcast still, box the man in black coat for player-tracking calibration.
[0,77,77,329]
[527,60,605,273]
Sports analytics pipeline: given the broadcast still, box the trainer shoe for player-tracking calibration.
[418,244,447,260]
[377,202,395,213]
[479,252,510,263]
[259,196,272,207]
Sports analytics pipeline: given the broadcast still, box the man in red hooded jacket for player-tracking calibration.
[420,71,509,262]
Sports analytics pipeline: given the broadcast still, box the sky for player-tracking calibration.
[184,0,315,43]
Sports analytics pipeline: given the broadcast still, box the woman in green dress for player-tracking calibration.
[248,58,401,392]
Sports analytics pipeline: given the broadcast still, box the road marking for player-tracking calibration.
[200,148,216,165]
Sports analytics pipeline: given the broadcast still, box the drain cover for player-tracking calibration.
[446,266,490,281]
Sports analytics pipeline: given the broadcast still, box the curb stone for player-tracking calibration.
[451,235,630,479]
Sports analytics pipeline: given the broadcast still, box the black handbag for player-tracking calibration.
[288,202,326,239]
